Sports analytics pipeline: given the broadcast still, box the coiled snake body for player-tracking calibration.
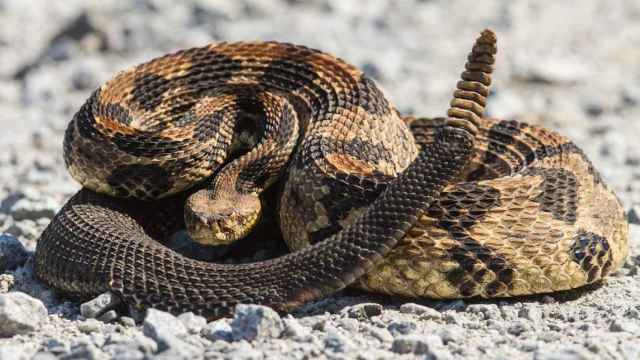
[34,30,628,319]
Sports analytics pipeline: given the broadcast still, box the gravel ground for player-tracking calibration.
[1,1,639,359]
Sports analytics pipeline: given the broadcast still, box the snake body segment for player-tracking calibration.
[34,30,628,318]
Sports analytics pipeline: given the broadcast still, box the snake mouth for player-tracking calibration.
[184,191,262,246]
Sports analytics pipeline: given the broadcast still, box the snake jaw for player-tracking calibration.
[184,190,262,246]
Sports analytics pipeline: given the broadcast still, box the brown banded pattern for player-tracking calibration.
[35,30,628,319]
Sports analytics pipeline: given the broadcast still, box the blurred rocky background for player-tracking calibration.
[1,1,639,359]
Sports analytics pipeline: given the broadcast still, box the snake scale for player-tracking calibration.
[34,30,628,319]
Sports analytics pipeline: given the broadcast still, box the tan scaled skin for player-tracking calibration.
[38,30,628,319]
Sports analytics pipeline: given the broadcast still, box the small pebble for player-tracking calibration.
[620,339,640,359]
[96,310,118,323]
[518,304,543,322]
[506,321,529,336]
[387,320,417,336]
[80,292,121,320]
[439,300,466,312]
[9,194,59,221]
[391,334,444,355]
[60,343,105,360]
[399,303,442,320]
[0,292,48,337]
[143,309,188,351]
[219,340,263,360]
[44,338,70,355]
[628,205,640,224]
[323,326,354,353]
[336,317,359,332]
[0,344,34,360]
[362,324,393,343]
[281,317,312,341]
[231,304,284,341]
[119,316,136,327]
[534,346,593,360]
[341,302,383,320]
[0,233,29,272]
[152,340,202,360]
[31,352,58,360]
[466,303,501,320]
[77,319,102,334]
[609,319,640,333]
[102,344,144,360]
[202,319,233,342]
[177,312,207,334]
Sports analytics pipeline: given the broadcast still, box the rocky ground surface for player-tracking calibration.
[1,0,639,359]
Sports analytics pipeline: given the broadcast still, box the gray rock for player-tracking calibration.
[387,320,417,336]
[78,318,102,333]
[127,334,158,354]
[5,219,45,244]
[624,306,640,319]
[620,339,640,359]
[97,310,118,323]
[44,338,70,355]
[153,340,202,360]
[519,304,543,322]
[437,327,464,345]
[219,340,263,360]
[323,326,354,353]
[80,292,121,320]
[336,317,359,332]
[363,324,394,343]
[204,340,232,356]
[439,299,466,312]
[143,308,188,351]
[534,346,593,360]
[538,331,563,343]
[391,334,445,356]
[609,318,640,333]
[466,303,501,320]
[281,317,312,341]
[177,312,207,334]
[0,292,48,337]
[0,233,29,271]
[231,304,284,341]
[9,194,59,221]
[628,205,640,224]
[499,305,519,321]
[507,320,530,336]
[203,319,233,342]
[0,344,34,360]
[341,302,383,319]
[0,80,20,104]
[31,352,58,360]
[399,303,442,320]
[104,332,130,345]
[88,333,106,349]
[60,343,106,360]
[622,82,640,106]
[308,316,330,331]
[119,316,137,327]
[102,344,144,360]
[443,313,462,325]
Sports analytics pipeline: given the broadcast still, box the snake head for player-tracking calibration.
[184,189,262,246]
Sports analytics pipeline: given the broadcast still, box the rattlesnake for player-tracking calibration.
[34,30,628,319]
